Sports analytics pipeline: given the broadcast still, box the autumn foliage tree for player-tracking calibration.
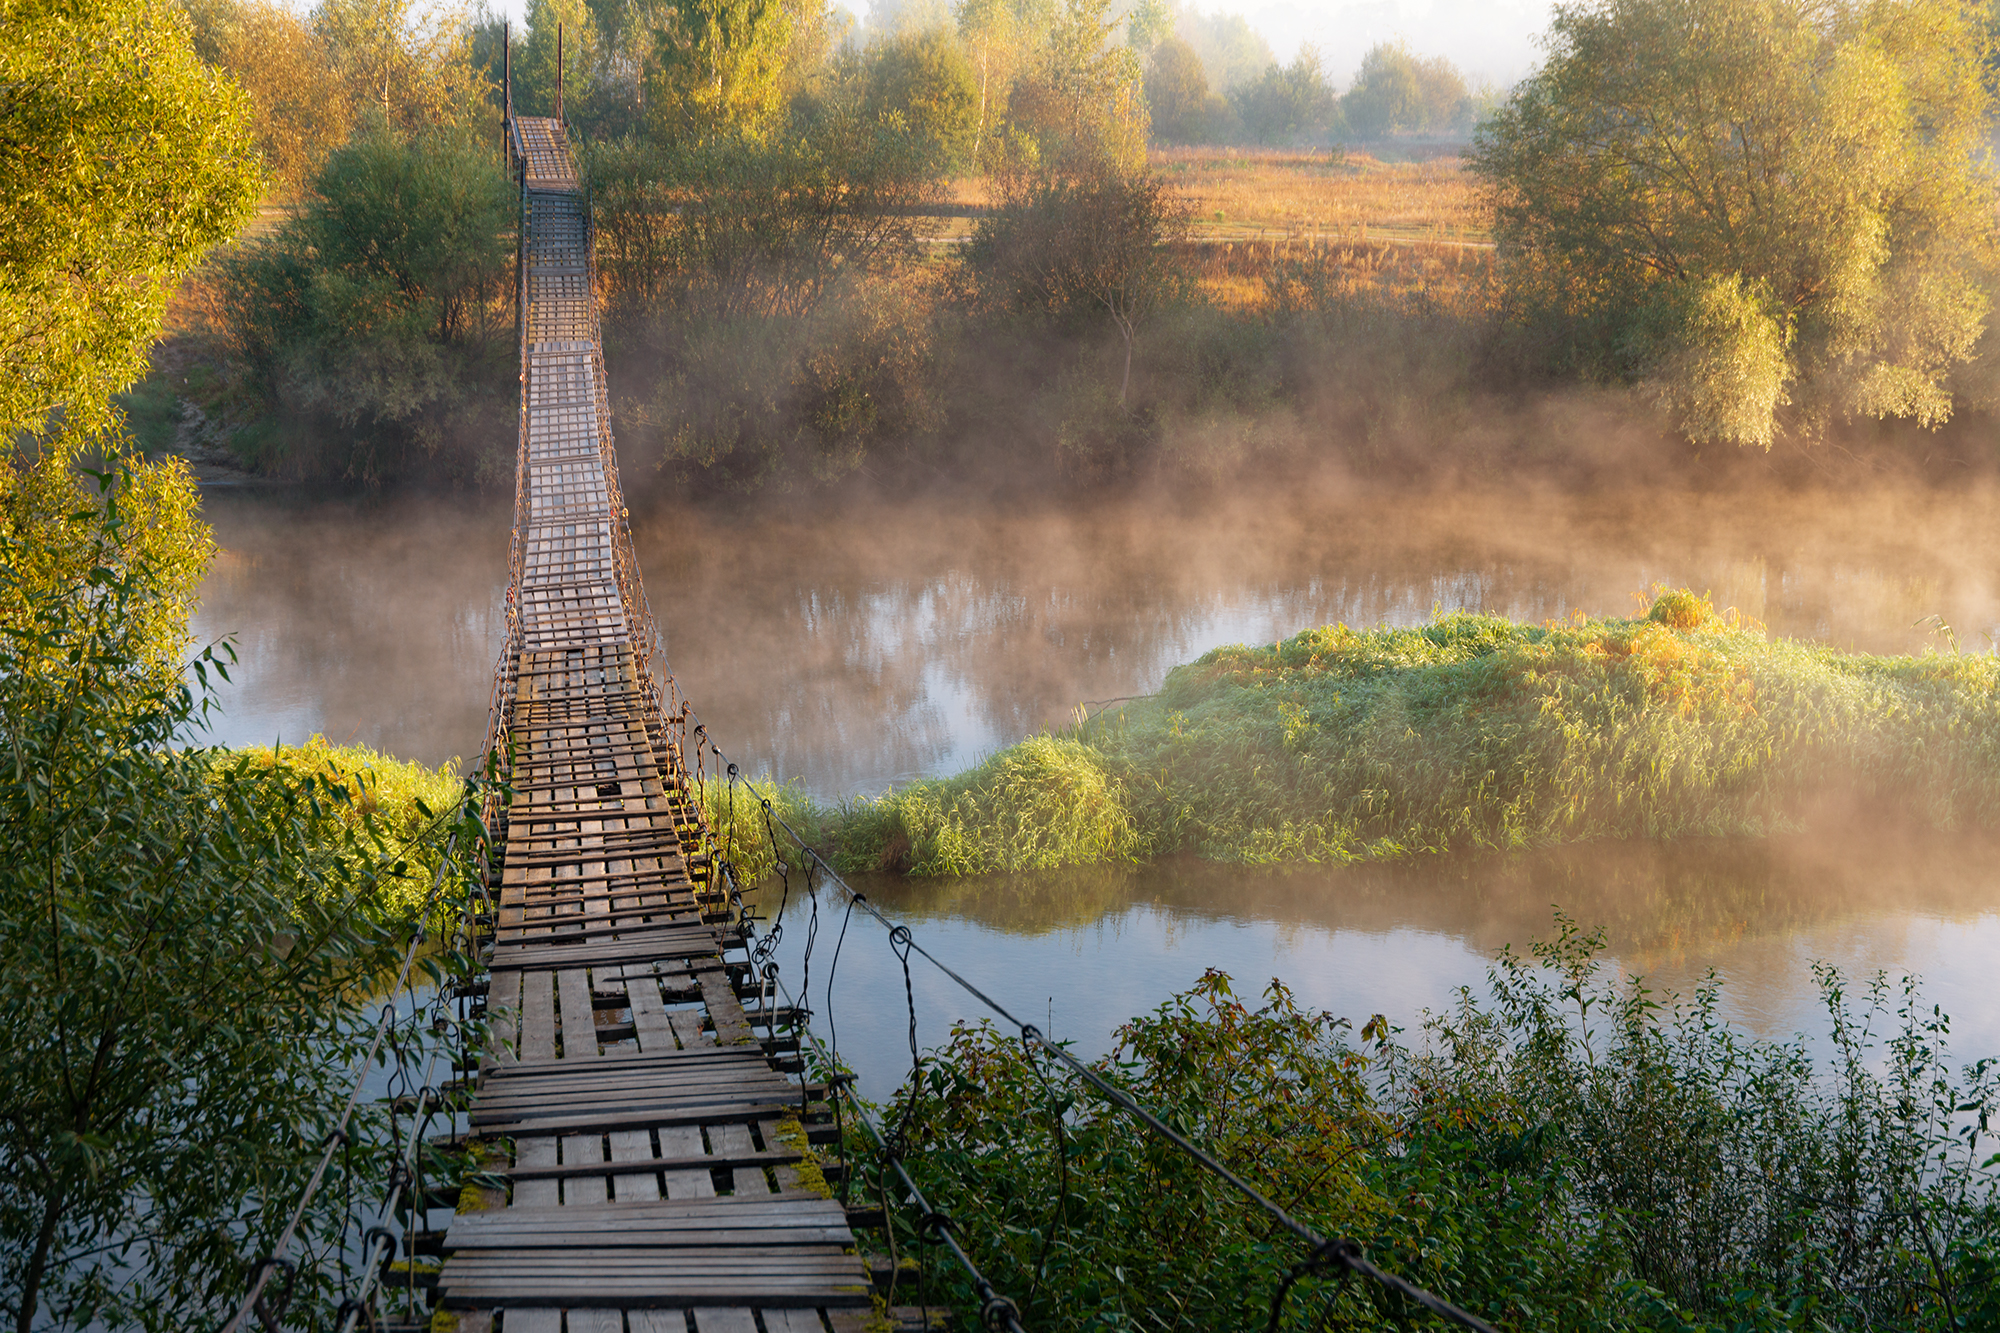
[1473,0,1997,448]
[1,0,260,443]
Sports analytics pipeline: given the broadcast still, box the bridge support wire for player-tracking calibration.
[678,723,1502,1333]
[219,787,490,1333]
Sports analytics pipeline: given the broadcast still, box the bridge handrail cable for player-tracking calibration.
[668,708,1501,1333]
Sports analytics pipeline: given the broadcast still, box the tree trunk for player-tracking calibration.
[973,44,989,169]
[1114,310,1135,407]
[18,1189,63,1333]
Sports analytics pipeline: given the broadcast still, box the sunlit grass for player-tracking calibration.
[823,591,2000,875]
[217,735,464,919]
[1150,147,1490,243]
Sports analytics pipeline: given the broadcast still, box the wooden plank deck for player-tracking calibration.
[438,115,872,1333]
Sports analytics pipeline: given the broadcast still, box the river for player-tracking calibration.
[191,477,2000,1096]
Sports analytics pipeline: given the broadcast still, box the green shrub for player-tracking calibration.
[863,935,2000,1331]
[218,122,514,486]
[217,735,465,921]
[838,735,1142,875]
[0,460,471,1328]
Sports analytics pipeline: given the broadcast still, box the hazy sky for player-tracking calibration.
[473,0,1561,91]
[1215,0,1557,89]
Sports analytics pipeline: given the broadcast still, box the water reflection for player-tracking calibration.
[188,479,2000,1094]
[748,832,2000,1100]
[196,479,2000,787]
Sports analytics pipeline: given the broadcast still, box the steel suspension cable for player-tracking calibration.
[689,728,1501,1333]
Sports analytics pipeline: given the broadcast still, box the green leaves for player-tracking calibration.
[218,123,514,484]
[0,0,260,442]
[1471,0,1997,446]
[0,462,473,1329]
[885,955,2000,1331]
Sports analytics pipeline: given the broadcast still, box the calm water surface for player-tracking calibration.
[190,478,2000,1088]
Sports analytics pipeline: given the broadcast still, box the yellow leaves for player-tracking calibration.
[0,447,214,699]
[0,0,260,440]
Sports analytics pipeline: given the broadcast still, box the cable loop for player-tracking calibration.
[919,1210,955,1240]
[979,1294,1022,1331]
[362,1225,399,1272]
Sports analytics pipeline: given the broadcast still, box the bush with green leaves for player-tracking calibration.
[220,122,515,485]
[1,0,260,443]
[1471,0,1996,448]
[0,460,476,1330]
[859,933,2000,1331]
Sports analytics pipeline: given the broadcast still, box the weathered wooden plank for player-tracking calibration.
[609,1129,661,1203]
[484,1045,771,1077]
[763,1313,830,1333]
[514,1137,559,1208]
[627,992,681,1053]
[472,1088,792,1127]
[708,1124,768,1198]
[691,1311,756,1333]
[557,969,599,1061]
[658,1122,713,1201]
[487,969,524,1071]
[447,1196,850,1234]
[521,970,558,1062]
[489,936,724,973]
[628,1313,688,1333]
[499,1310,560,1333]
[699,970,755,1047]
[668,1009,709,1051]
[497,1149,802,1183]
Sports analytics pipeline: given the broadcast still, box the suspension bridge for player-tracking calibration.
[224,78,1501,1333]
[420,108,883,1329]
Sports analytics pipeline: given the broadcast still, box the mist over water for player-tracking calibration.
[191,476,2000,1070]
[195,478,2000,787]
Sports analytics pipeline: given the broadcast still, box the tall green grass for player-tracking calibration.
[829,592,2000,874]
[217,736,466,919]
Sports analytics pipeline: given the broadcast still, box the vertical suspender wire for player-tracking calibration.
[708,746,1503,1333]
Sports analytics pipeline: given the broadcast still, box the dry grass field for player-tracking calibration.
[1153,146,1491,246]
[936,147,1494,310]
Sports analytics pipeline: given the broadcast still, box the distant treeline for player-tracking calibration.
[175,0,2000,491]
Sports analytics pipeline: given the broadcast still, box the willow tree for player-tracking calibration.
[1473,0,1996,447]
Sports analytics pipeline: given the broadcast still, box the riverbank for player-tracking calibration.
[709,591,2000,877]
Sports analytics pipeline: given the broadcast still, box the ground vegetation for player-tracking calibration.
[706,592,2000,875]
[863,948,2000,1330]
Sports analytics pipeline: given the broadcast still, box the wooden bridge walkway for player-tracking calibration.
[434,114,872,1333]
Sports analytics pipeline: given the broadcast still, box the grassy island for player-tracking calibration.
[718,592,2000,877]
